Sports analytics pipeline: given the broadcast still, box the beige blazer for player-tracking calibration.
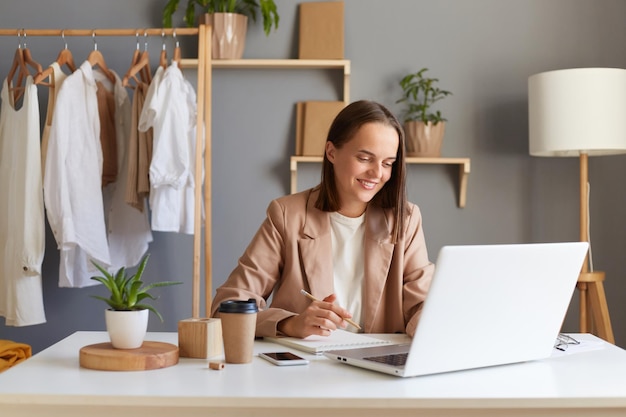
[211,188,434,337]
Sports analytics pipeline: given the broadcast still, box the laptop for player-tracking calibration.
[324,242,588,377]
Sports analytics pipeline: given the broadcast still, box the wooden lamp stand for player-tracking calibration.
[576,153,614,343]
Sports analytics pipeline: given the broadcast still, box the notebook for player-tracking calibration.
[324,242,589,377]
[265,330,391,354]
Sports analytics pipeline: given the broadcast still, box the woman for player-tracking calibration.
[211,100,433,338]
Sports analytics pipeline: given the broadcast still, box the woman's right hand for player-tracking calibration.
[277,293,353,338]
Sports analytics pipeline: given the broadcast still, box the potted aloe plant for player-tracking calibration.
[396,68,452,157]
[162,0,280,59]
[90,254,182,349]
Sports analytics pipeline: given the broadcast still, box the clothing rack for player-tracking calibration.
[0,25,213,320]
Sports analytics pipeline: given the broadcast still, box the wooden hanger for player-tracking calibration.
[138,31,152,83]
[122,32,152,87]
[6,30,33,102]
[34,31,77,85]
[159,30,168,69]
[173,30,181,66]
[87,32,116,84]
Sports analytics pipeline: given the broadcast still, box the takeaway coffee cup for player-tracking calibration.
[218,299,259,364]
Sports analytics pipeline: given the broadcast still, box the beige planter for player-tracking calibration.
[105,309,149,349]
[404,121,446,157]
[202,13,248,59]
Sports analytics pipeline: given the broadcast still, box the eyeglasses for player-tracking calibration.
[554,333,580,351]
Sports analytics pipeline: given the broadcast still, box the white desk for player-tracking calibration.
[0,332,625,417]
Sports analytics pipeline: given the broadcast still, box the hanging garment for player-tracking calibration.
[125,79,152,211]
[44,61,111,287]
[94,69,153,271]
[139,61,199,234]
[137,66,164,133]
[40,62,69,175]
[96,80,118,187]
[0,76,46,326]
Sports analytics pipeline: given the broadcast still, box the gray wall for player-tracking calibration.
[2,0,626,353]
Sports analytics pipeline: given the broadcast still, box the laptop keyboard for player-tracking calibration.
[364,352,408,366]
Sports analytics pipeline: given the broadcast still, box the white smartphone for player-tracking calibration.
[259,351,309,366]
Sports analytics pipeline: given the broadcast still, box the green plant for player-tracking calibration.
[162,0,280,36]
[90,254,182,322]
[396,68,452,124]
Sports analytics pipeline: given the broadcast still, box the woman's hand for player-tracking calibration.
[277,294,353,338]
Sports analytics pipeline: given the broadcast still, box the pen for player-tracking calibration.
[300,289,362,330]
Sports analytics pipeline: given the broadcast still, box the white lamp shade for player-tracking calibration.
[529,68,626,157]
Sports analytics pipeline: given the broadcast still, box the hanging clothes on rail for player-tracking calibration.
[44,60,152,288]
[139,61,200,234]
[96,68,153,272]
[0,75,46,326]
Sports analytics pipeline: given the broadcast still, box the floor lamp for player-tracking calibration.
[528,68,626,343]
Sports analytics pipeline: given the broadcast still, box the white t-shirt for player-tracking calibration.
[329,211,365,331]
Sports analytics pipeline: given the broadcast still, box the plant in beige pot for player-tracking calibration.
[396,68,452,157]
[162,0,280,59]
[90,254,182,349]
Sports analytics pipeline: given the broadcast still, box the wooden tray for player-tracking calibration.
[79,341,179,371]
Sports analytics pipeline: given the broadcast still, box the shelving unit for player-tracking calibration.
[290,156,471,208]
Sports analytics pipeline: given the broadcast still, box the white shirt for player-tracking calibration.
[141,61,198,234]
[137,66,164,133]
[0,76,46,326]
[44,61,110,287]
[329,211,365,330]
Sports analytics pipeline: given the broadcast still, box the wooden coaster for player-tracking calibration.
[79,341,179,371]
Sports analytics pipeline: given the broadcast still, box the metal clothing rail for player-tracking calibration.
[0,25,212,319]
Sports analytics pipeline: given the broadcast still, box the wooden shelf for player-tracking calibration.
[290,156,471,208]
[180,58,350,70]
[180,58,350,102]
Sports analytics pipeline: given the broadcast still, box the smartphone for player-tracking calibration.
[259,351,309,366]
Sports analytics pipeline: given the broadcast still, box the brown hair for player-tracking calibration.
[315,100,408,243]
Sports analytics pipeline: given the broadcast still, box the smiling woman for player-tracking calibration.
[324,122,399,218]
[211,100,435,341]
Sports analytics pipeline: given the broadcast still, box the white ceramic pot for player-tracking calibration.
[105,309,149,349]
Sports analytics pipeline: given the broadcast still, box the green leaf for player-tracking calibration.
[127,280,143,308]
[184,0,198,27]
[163,0,180,27]
[136,304,164,322]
